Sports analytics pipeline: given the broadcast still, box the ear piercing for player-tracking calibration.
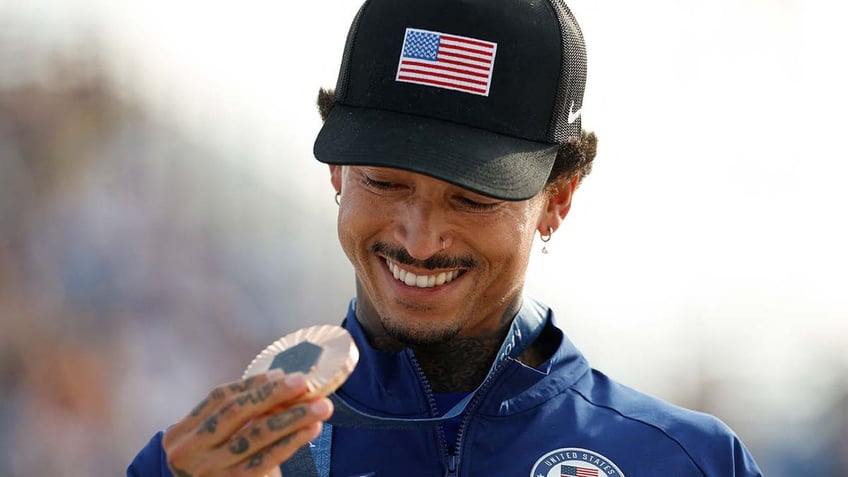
[540,226,553,254]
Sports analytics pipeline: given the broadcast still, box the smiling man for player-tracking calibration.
[129,0,763,476]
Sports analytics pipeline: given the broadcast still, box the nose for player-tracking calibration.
[393,199,451,260]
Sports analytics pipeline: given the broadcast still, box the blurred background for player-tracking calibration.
[0,0,845,475]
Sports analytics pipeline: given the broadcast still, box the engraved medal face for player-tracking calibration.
[243,325,359,400]
[269,341,324,375]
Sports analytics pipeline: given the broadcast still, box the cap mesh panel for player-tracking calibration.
[335,0,373,100]
[547,0,587,142]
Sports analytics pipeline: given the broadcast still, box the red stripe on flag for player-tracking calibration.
[400,60,490,78]
[438,51,493,64]
[441,34,494,49]
[396,75,487,94]
[438,43,494,56]
[398,67,489,86]
[576,469,599,477]
[435,57,491,71]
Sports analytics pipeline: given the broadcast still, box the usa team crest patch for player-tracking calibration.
[395,27,497,96]
[530,448,625,477]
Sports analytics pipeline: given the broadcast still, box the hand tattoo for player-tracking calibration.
[189,398,209,417]
[235,381,277,407]
[267,407,307,431]
[246,453,264,469]
[228,376,257,393]
[229,436,250,454]
[200,414,218,434]
[244,434,295,470]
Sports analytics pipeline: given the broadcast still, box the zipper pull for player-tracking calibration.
[444,454,459,477]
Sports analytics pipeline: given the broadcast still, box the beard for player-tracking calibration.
[353,278,468,349]
[378,309,464,347]
[363,241,476,347]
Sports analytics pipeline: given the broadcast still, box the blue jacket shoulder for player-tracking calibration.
[572,370,762,476]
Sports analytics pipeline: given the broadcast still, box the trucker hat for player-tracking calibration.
[313,0,587,200]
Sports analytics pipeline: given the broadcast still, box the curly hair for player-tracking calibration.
[316,87,597,192]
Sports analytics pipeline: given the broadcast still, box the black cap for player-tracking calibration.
[314,0,587,200]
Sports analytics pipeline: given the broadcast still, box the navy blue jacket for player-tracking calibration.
[128,298,762,476]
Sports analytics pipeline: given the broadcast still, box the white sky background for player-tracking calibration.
[3,0,846,454]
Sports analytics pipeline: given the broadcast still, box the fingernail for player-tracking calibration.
[310,399,332,416]
[285,373,306,388]
[267,369,285,380]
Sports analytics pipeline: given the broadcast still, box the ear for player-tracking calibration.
[329,165,342,193]
[539,175,579,234]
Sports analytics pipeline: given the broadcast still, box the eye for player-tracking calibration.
[455,196,501,212]
[361,173,402,191]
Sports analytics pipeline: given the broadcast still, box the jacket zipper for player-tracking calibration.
[445,363,509,477]
[406,350,452,475]
[407,349,513,477]
[446,455,459,477]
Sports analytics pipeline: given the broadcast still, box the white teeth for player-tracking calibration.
[387,260,460,288]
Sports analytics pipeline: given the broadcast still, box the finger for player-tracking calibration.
[238,422,324,476]
[163,372,309,475]
[193,373,310,448]
[209,397,334,470]
[166,371,285,444]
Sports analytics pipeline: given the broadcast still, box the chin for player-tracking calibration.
[380,314,463,347]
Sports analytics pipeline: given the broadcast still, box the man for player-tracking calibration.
[129,0,763,475]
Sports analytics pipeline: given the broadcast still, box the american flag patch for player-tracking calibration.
[561,464,599,477]
[395,28,497,96]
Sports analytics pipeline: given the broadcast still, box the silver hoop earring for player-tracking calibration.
[540,226,553,254]
[334,192,341,205]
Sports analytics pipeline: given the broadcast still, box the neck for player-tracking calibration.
[410,332,506,393]
[354,289,526,393]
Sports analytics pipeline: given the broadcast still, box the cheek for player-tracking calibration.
[336,204,364,265]
[505,206,543,246]
[490,206,543,268]
[335,192,389,262]
[334,191,359,258]
[475,211,538,267]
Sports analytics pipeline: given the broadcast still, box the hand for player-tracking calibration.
[162,370,333,477]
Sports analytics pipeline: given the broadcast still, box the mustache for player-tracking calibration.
[372,242,476,270]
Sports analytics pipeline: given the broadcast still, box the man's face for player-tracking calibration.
[330,165,565,346]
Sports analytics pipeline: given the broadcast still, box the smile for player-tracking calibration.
[385,259,462,288]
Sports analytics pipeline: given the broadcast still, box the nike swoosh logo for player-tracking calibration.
[567,100,582,124]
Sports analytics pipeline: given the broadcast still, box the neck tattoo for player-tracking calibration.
[355,288,524,393]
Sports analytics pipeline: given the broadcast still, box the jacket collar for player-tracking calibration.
[336,296,591,418]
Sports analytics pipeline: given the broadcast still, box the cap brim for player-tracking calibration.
[313,104,558,201]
